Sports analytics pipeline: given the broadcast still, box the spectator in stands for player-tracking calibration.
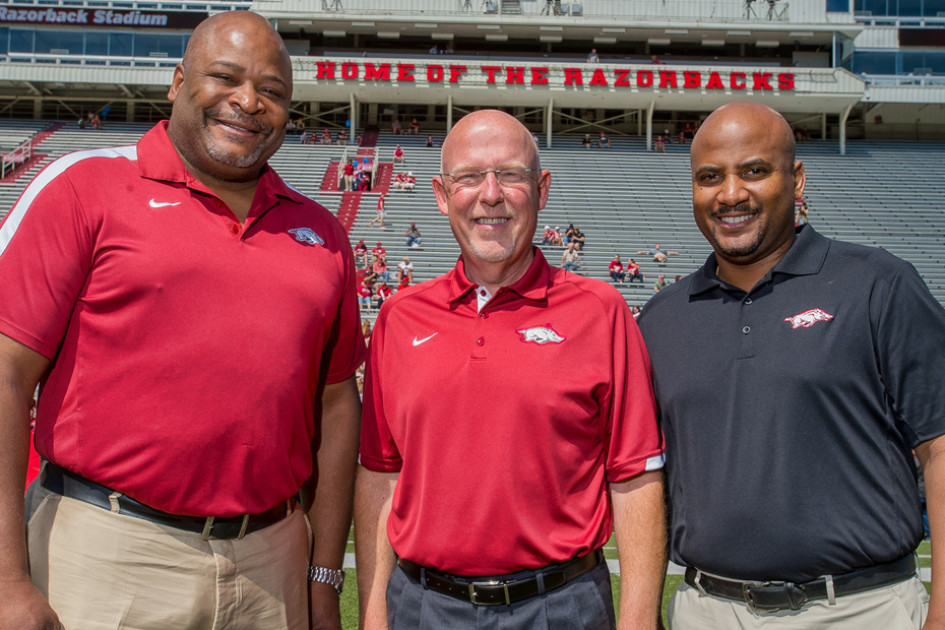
[552,226,564,247]
[342,159,354,191]
[541,225,554,246]
[564,223,577,244]
[286,119,297,134]
[392,172,408,191]
[654,135,666,152]
[321,128,332,144]
[425,135,435,148]
[397,274,411,292]
[359,277,374,310]
[597,131,611,149]
[91,113,102,129]
[404,223,422,248]
[298,130,310,144]
[372,241,386,259]
[354,239,369,269]
[397,256,414,283]
[631,305,641,319]
[673,275,682,283]
[651,54,665,64]
[361,157,374,182]
[626,258,644,283]
[336,129,347,145]
[795,198,810,226]
[373,255,390,284]
[582,134,593,149]
[362,319,373,347]
[560,242,581,272]
[392,119,403,135]
[587,48,600,63]
[409,118,421,135]
[609,255,627,284]
[653,274,668,292]
[571,227,586,251]
[404,172,416,191]
[368,194,387,229]
[637,243,678,263]
[363,263,378,288]
[394,144,404,164]
[375,279,392,307]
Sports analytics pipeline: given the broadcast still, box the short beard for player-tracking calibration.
[468,237,516,263]
[206,135,268,169]
[203,111,273,169]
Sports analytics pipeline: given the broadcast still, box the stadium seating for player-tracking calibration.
[2,121,942,312]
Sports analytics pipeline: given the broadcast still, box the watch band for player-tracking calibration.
[307,565,346,595]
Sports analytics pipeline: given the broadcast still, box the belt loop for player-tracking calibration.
[201,516,215,540]
[694,570,708,596]
[536,570,546,596]
[824,574,836,605]
[237,514,250,539]
[420,567,427,589]
[107,492,121,513]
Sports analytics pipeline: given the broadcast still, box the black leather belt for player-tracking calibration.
[398,549,603,606]
[684,554,917,612]
[41,462,295,540]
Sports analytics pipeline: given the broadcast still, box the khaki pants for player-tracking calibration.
[669,576,928,630]
[27,482,310,630]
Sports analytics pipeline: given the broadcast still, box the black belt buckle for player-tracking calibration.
[468,580,511,606]
[743,581,808,612]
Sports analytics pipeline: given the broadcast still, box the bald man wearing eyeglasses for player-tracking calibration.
[355,109,667,630]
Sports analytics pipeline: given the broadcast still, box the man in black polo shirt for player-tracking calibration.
[637,101,945,628]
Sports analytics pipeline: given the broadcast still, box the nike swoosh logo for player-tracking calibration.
[412,333,438,347]
[149,199,181,208]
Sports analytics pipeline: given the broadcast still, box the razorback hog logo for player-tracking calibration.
[516,325,565,345]
[784,308,834,329]
[288,227,325,246]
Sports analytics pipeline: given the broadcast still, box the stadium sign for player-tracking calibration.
[313,61,796,91]
[0,7,207,28]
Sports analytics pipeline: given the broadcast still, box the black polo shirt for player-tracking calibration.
[637,225,945,582]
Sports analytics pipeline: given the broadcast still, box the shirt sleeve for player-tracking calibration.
[874,260,945,447]
[0,163,92,359]
[359,304,403,472]
[603,293,665,482]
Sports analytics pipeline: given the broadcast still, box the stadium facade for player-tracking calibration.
[0,0,942,148]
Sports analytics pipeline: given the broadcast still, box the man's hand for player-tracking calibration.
[308,581,341,630]
[0,577,61,630]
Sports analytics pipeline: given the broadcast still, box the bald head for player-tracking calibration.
[441,110,540,174]
[692,102,796,169]
[183,11,292,90]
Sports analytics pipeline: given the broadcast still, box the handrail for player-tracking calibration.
[1,137,32,179]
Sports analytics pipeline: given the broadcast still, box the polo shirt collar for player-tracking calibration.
[136,120,306,208]
[689,224,829,296]
[448,247,552,305]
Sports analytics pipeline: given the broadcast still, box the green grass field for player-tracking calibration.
[337,531,932,629]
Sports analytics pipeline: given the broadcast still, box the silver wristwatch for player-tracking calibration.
[307,565,346,595]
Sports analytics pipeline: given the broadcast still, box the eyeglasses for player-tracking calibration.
[441,168,537,189]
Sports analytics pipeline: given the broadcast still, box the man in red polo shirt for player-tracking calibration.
[356,110,666,630]
[0,11,363,630]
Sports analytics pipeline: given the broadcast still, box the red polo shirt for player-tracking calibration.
[0,122,365,516]
[361,249,664,574]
